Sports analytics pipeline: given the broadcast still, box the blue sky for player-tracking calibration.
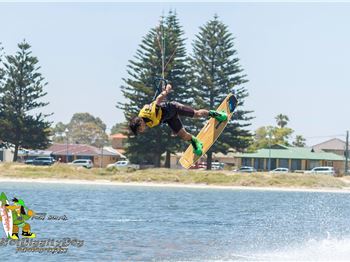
[0,2,349,146]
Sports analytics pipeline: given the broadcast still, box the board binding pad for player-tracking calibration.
[179,91,238,169]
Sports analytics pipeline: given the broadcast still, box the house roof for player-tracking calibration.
[103,147,126,158]
[116,148,126,154]
[48,143,123,157]
[18,149,53,156]
[237,145,344,161]
[312,138,349,151]
[110,133,127,139]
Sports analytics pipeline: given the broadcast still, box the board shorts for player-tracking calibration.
[160,102,195,134]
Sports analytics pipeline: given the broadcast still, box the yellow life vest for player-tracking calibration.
[138,102,162,128]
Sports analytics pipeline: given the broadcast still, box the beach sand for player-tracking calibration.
[1,176,350,193]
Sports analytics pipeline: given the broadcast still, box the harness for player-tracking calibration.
[138,102,162,128]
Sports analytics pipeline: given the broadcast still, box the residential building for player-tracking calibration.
[47,143,125,167]
[110,133,127,154]
[312,138,349,156]
[166,151,237,169]
[0,141,14,162]
[0,148,14,162]
[18,149,52,162]
[235,144,345,173]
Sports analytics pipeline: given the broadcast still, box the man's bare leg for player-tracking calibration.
[194,109,209,118]
[177,128,192,141]
[194,108,227,122]
[177,128,203,156]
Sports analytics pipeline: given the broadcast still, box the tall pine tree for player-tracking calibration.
[0,43,5,147]
[0,43,4,84]
[191,15,253,169]
[118,11,191,167]
[0,41,51,161]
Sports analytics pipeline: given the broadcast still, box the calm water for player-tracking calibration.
[0,182,350,261]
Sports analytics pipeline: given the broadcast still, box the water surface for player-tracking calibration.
[0,182,350,261]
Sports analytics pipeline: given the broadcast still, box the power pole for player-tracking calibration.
[345,130,349,175]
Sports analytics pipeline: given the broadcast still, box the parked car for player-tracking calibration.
[32,157,55,166]
[107,160,139,170]
[24,159,34,165]
[197,162,207,170]
[69,159,93,169]
[270,167,289,173]
[305,166,335,176]
[190,161,224,170]
[233,166,257,173]
[212,162,225,170]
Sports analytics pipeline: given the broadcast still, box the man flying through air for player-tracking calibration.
[128,83,227,156]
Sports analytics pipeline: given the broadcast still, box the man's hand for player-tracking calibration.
[164,84,172,94]
[156,84,172,105]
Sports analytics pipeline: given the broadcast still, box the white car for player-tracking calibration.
[107,160,140,170]
[270,167,289,173]
[233,166,257,173]
[305,166,335,176]
[212,162,224,170]
[69,159,93,169]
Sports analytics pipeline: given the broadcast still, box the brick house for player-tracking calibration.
[48,143,125,167]
[312,138,349,156]
[235,144,345,173]
[110,133,127,154]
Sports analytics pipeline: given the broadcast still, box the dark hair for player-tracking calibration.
[129,116,143,136]
[12,197,25,215]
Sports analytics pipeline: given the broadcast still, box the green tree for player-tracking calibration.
[110,122,128,135]
[51,114,109,147]
[190,15,253,169]
[293,135,306,147]
[274,127,294,145]
[0,43,4,84]
[248,126,271,151]
[70,122,107,148]
[0,41,51,161]
[249,124,294,152]
[118,11,191,166]
[69,112,106,131]
[51,122,68,143]
[0,43,5,147]
[66,113,109,148]
[275,114,289,128]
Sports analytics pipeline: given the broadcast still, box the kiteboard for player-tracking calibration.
[179,91,238,169]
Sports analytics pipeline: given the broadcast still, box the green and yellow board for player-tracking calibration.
[0,192,13,238]
[179,91,238,169]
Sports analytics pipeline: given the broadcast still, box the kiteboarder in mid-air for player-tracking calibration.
[128,83,227,156]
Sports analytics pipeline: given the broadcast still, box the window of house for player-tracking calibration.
[265,158,276,170]
[325,161,333,166]
[309,160,321,169]
[242,158,252,167]
[254,158,264,170]
[291,159,301,171]
[279,159,289,168]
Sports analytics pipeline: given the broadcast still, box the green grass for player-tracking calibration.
[0,163,348,189]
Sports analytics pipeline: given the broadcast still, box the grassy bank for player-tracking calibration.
[0,163,348,189]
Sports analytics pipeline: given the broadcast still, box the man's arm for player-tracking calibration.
[155,84,172,105]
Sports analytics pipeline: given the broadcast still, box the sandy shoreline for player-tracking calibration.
[1,176,350,193]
